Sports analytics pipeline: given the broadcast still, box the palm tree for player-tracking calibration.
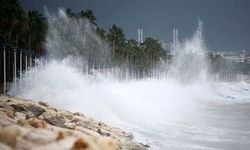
[0,0,28,46]
[144,37,166,67]
[28,10,47,54]
[107,24,126,61]
[96,27,106,39]
[65,8,76,18]
[79,9,97,25]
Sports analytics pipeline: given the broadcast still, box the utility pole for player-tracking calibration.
[25,53,28,72]
[20,50,22,77]
[3,46,6,94]
[29,54,32,69]
[14,49,17,85]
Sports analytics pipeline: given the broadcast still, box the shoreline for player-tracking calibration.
[0,96,149,150]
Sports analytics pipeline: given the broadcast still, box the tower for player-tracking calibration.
[138,28,141,44]
[173,28,178,51]
[138,28,143,44]
[140,29,143,43]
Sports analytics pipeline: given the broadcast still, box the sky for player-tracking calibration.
[20,0,250,52]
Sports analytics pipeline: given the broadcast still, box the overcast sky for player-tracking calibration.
[20,0,250,52]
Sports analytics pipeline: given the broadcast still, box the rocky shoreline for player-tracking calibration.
[0,96,149,150]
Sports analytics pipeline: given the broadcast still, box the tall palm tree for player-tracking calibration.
[144,37,166,67]
[96,27,106,38]
[107,24,125,60]
[65,8,76,18]
[28,10,47,54]
[79,9,97,25]
[0,0,28,46]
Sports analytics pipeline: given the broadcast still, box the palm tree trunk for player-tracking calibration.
[28,33,31,50]
[112,40,115,59]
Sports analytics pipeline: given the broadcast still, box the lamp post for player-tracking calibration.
[14,49,17,85]
[25,53,27,72]
[20,50,22,77]
[3,46,6,94]
[29,53,32,69]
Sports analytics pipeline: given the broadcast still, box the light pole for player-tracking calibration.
[20,50,22,77]
[25,53,27,71]
[3,46,6,94]
[29,53,32,69]
[14,49,17,85]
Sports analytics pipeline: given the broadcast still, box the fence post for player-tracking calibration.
[14,49,17,85]
[29,54,32,69]
[3,46,6,94]
[25,53,27,72]
[20,50,22,77]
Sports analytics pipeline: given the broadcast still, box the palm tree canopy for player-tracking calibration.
[80,9,97,25]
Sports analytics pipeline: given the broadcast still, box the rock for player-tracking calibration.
[64,122,77,129]
[0,125,20,148]
[38,114,44,120]
[26,111,36,118]
[0,143,12,150]
[16,137,35,150]
[97,137,118,150]
[15,112,26,120]
[142,143,150,148]
[26,104,46,117]
[0,112,15,126]
[10,104,26,112]
[42,111,53,120]
[124,142,150,150]
[2,109,14,118]
[56,131,66,141]
[75,126,100,137]
[43,112,66,127]
[22,130,55,145]
[0,101,5,108]
[0,96,149,150]
[31,137,76,150]
[64,114,74,120]
[97,128,110,137]
[27,118,47,128]
[17,119,32,127]
[5,99,12,103]
[98,121,106,127]
[73,112,85,117]
[38,101,49,107]
[70,117,82,126]
[71,138,89,150]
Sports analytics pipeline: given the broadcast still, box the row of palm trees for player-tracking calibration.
[0,0,168,71]
[65,9,167,70]
[104,25,167,70]
[0,0,47,55]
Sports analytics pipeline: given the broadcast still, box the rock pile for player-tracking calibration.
[0,96,149,150]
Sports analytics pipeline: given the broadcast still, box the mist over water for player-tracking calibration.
[10,9,250,150]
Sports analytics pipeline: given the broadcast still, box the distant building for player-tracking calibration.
[212,50,250,64]
[172,28,179,52]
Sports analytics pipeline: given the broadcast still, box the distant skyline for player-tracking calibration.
[20,0,250,52]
